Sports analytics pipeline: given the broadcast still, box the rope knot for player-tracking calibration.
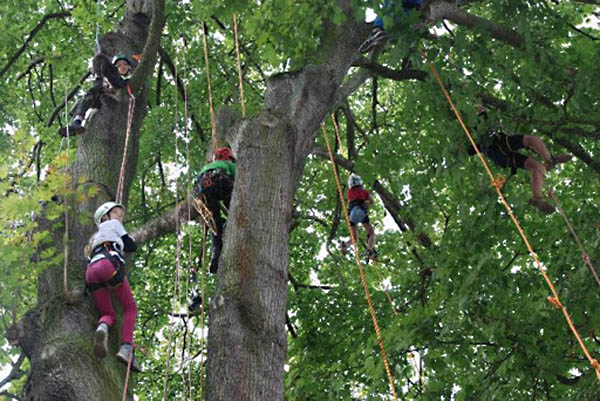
[491,174,506,189]
[546,296,563,310]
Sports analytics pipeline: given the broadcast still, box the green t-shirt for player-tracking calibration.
[198,160,236,177]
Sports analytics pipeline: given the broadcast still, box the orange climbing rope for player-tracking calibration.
[233,14,246,117]
[322,123,399,400]
[202,22,217,151]
[427,58,600,380]
[330,114,398,316]
[547,189,600,291]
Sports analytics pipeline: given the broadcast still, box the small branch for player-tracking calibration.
[46,71,91,127]
[0,11,71,79]
[16,57,45,80]
[286,313,298,339]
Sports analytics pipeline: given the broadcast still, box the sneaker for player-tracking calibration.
[58,119,85,137]
[545,154,573,171]
[528,197,554,215]
[93,322,109,358]
[116,343,142,373]
[358,28,389,54]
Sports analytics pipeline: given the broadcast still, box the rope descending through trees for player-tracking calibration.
[546,189,600,291]
[115,83,136,204]
[330,114,398,316]
[427,57,600,381]
[233,14,246,117]
[322,123,399,401]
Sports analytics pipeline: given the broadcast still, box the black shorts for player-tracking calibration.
[485,134,528,170]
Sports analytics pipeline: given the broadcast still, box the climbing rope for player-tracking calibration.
[115,83,136,204]
[162,48,183,400]
[330,114,398,316]
[547,189,600,291]
[427,57,600,380]
[233,14,246,117]
[322,123,399,400]
[202,22,217,151]
[62,89,77,305]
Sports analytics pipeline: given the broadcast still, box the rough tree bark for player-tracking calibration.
[12,1,165,400]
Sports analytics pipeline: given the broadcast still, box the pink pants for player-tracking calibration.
[85,258,137,344]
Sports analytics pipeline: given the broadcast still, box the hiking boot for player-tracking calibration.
[528,197,554,215]
[116,343,142,373]
[58,119,85,137]
[93,322,109,358]
[188,295,202,313]
[545,154,573,171]
[358,28,389,54]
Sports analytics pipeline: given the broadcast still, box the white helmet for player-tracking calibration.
[348,174,363,188]
[94,201,124,226]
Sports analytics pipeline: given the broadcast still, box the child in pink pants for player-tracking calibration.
[85,201,141,372]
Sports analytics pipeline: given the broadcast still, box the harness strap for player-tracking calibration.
[86,244,126,293]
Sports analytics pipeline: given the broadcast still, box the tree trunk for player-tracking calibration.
[15,1,164,400]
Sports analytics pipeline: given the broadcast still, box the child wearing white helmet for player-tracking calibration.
[84,201,141,372]
[341,174,377,262]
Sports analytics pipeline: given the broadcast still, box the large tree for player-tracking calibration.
[1,1,599,400]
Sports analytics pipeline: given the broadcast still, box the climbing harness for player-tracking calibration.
[426,55,600,380]
[85,243,126,293]
[115,83,135,204]
[233,14,246,117]
[322,123,399,400]
[547,189,600,291]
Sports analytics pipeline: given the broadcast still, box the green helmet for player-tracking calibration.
[112,53,132,66]
[94,202,124,226]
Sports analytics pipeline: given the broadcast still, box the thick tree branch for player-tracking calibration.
[0,11,71,79]
[430,2,524,48]
[128,0,165,93]
[553,135,600,175]
[353,58,428,81]
[129,197,198,245]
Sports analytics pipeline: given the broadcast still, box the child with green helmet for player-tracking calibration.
[58,53,134,137]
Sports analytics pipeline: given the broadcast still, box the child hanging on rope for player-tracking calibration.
[359,0,428,54]
[192,147,236,275]
[467,106,572,214]
[341,174,377,262]
[84,201,141,372]
[58,53,134,137]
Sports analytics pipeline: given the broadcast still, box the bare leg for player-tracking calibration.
[523,157,544,199]
[523,135,551,163]
[364,222,375,251]
[524,157,554,214]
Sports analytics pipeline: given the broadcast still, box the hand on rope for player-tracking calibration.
[491,174,506,189]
